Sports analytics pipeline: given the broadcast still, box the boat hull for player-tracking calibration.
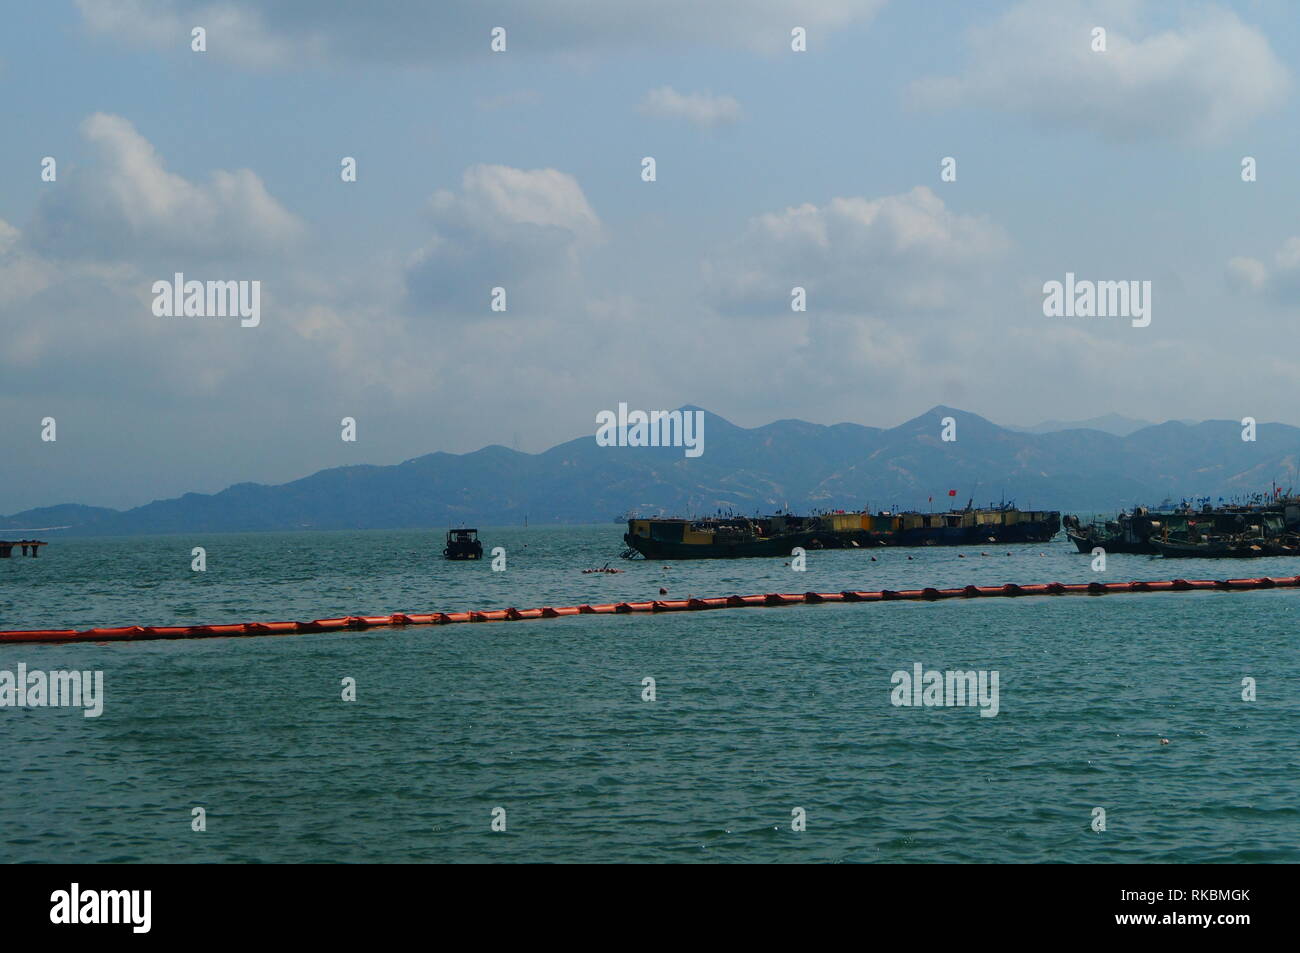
[1150,538,1288,558]
[623,531,840,560]
[623,511,1060,560]
[887,522,1059,546]
[1067,530,1158,554]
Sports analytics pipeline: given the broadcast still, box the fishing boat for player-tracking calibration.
[1150,529,1300,558]
[1064,508,1174,554]
[443,528,483,560]
[621,517,835,560]
[1148,536,1266,558]
[1065,499,1299,555]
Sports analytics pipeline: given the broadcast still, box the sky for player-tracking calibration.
[2,0,1299,511]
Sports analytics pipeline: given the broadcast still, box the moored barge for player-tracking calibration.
[623,506,1060,560]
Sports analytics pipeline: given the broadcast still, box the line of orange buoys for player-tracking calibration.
[1,575,1295,646]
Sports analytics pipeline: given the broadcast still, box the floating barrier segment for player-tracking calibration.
[1,575,1297,646]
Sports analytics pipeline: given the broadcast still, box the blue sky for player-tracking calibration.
[2,0,1299,511]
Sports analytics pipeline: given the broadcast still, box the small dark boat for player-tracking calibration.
[1066,526,1156,554]
[443,528,483,561]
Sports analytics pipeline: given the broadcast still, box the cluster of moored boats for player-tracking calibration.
[1064,497,1300,558]
[620,495,1300,560]
[446,497,1300,564]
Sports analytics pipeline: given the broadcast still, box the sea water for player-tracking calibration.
[1,526,1296,863]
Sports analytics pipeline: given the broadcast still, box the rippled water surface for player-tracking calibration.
[2,526,1296,862]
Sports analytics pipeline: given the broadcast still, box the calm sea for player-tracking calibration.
[1,525,1296,863]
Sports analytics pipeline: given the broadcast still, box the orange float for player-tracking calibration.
[2,575,1297,645]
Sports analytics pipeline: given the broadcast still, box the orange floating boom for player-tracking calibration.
[0,576,1296,646]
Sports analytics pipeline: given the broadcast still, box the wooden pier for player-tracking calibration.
[0,540,46,558]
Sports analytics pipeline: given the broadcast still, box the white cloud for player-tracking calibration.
[704,186,1009,314]
[406,165,602,315]
[1276,238,1300,271]
[639,87,742,127]
[1226,256,1267,292]
[76,0,885,65]
[1,117,343,410]
[909,0,1289,144]
[0,218,19,255]
[432,164,601,242]
[689,186,1017,416]
[1,133,627,496]
[28,113,303,260]
[1227,238,1300,296]
[76,0,309,68]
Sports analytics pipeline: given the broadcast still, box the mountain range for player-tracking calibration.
[3,406,1298,536]
[1007,413,1205,437]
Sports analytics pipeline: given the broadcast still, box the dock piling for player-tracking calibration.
[0,540,47,558]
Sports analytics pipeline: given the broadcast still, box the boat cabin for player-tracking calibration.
[443,528,483,561]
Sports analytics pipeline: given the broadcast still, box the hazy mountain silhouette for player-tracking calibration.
[1006,412,1203,437]
[4,406,1297,535]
